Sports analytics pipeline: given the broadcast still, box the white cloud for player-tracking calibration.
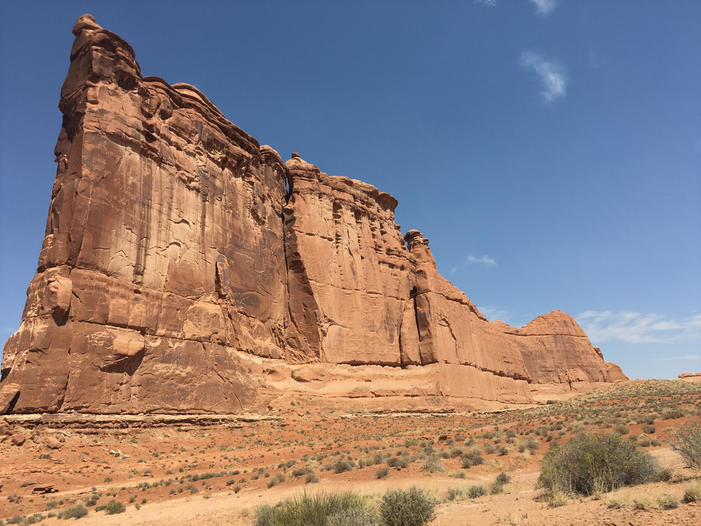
[653,354,700,362]
[478,306,510,323]
[467,254,497,267]
[520,51,566,102]
[577,310,701,344]
[520,51,567,102]
[530,0,557,17]
[475,0,497,6]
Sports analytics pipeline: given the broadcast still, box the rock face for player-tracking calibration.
[0,15,626,414]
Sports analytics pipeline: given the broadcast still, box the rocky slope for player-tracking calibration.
[0,15,626,414]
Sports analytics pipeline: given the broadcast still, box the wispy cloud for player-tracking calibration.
[475,0,496,7]
[467,254,497,267]
[653,354,700,362]
[577,310,701,344]
[450,253,497,274]
[520,51,566,102]
[530,0,558,17]
[478,306,510,323]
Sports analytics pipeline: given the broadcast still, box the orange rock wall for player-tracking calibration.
[0,15,626,414]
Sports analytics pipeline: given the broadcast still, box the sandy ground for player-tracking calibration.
[1,380,699,525]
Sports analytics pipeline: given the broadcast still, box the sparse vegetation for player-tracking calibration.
[537,433,661,496]
[682,481,701,503]
[104,500,126,514]
[379,487,436,526]
[58,504,88,519]
[254,492,368,526]
[671,421,701,468]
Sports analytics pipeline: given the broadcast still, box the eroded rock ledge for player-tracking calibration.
[0,15,626,414]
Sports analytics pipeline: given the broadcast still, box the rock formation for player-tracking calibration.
[0,15,626,414]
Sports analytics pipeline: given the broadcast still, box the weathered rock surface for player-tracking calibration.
[679,373,701,383]
[0,15,626,414]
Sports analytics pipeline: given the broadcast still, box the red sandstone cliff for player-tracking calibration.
[0,15,626,414]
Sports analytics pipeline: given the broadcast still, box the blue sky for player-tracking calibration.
[1,1,699,379]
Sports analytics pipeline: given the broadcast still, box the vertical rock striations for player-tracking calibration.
[0,15,626,414]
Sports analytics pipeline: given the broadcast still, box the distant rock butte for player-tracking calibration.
[0,15,626,414]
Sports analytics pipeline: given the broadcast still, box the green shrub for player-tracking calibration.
[614,424,629,435]
[468,485,486,498]
[386,457,409,469]
[333,461,354,474]
[632,496,655,510]
[104,501,126,515]
[661,408,684,420]
[682,481,701,503]
[375,466,389,479]
[59,504,88,519]
[656,494,678,510]
[446,487,466,501]
[379,487,436,526]
[420,455,443,473]
[496,472,511,485]
[489,481,504,495]
[607,495,625,509]
[305,472,320,484]
[671,422,701,468]
[537,433,660,496]
[254,492,368,526]
[326,507,378,526]
[460,449,483,468]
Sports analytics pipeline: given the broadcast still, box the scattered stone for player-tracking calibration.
[44,435,64,449]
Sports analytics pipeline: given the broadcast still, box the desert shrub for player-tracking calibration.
[656,494,678,510]
[326,507,378,526]
[104,501,125,514]
[614,424,629,435]
[661,408,684,420]
[671,422,701,468]
[548,491,568,508]
[420,455,443,473]
[468,485,486,499]
[526,437,539,454]
[267,473,285,488]
[59,504,88,519]
[305,472,319,484]
[386,457,409,469]
[643,424,656,434]
[254,492,367,526]
[379,487,436,526]
[607,495,625,509]
[333,461,354,474]
[460,449,483,468]
[682,481,701,503]
[537,433,660,496]
[375,466,389,479]
[495,472,511,485]
[489,481,504,495]
[632,496,655,510]
[446,487,466,501]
